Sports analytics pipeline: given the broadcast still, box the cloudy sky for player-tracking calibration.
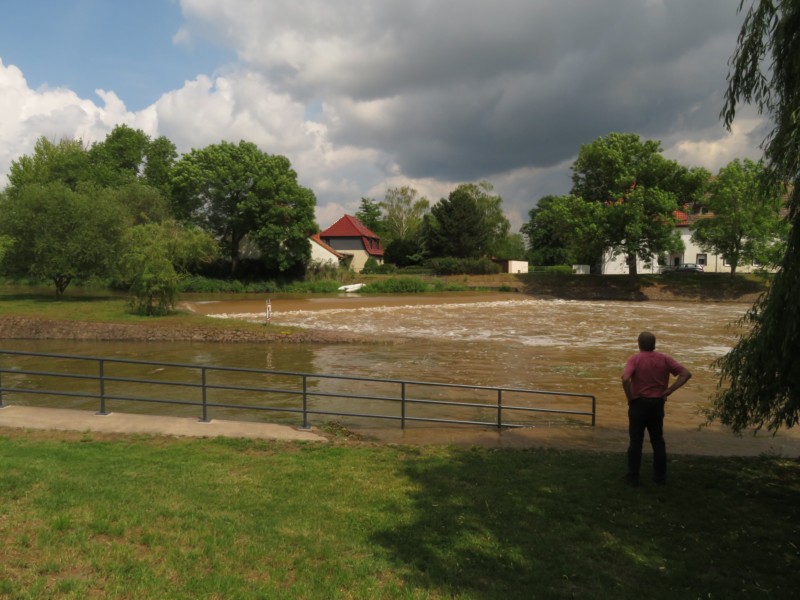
[0,0,767,231]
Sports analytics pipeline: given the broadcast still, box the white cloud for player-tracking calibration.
[1,1,773,231]
[666,115,767,173]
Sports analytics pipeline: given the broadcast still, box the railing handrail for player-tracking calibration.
[0,348,596,429]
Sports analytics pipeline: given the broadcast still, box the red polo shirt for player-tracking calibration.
[623,351,687,399]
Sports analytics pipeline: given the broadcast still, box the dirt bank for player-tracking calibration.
[516,274,766,303]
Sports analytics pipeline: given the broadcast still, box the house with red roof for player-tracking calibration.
[319,215,384,272]
[602,203,777,274]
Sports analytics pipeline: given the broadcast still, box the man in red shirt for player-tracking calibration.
[621,331,692,485]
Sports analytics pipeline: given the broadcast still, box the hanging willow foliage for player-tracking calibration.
[710,0,800,432]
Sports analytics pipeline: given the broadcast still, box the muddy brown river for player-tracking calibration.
[4,292,800,455]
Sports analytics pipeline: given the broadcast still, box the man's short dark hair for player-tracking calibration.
[638,331,656,351]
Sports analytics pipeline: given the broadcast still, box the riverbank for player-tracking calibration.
[0,315,375,344]
[0,274,767,344]
[504,272,766,303]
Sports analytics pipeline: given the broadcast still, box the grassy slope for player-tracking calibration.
[0,432,798,599]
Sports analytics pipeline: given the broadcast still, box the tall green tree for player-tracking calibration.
[423,186,491,259]
[491,233,527,260]
[691,159,787,276]
[464,182,512,257]
[571,133,692,275]
[88,124,150,187]
[604,186,685,273]
[380,186,430,244]
[421,182,510,259]
[171,141,316,276]
[0,183,126,295]
[710,0,800,432]
[354,197,385,236]
[522,195,606,266]
[6,137,91,195]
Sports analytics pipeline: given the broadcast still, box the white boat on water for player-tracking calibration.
[337,283,365,292]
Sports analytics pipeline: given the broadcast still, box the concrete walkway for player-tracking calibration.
[0,405,327,442]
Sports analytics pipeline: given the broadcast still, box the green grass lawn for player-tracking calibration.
[0,288,281,336]
[0,432,798,599]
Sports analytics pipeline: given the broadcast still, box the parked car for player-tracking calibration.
[660,263,704,274]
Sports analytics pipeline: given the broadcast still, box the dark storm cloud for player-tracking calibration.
[301,0,744,180]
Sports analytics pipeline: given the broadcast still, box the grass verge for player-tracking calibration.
[0,289,283,335]
[0,432,798,599]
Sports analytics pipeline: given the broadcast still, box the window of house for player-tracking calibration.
[722,256,729,266]
[696,254,707,266]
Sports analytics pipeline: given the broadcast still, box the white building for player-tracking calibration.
[602,209,773,274]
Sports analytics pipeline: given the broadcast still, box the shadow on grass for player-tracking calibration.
[372,447,800,599]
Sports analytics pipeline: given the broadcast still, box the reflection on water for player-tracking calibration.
[2,295,757,433]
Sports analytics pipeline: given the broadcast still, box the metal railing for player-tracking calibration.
[0,349,596,430]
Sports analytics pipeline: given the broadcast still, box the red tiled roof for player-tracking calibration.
[673,207,715,227]
[319,214,384,257]
[320,214,380,239]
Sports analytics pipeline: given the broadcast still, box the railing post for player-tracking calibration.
[199,367,210,423]
[497,389,502,430]
[96,359,109,415]
[591,395,596,427]
[299,374,311,430]
[401,382,406,429]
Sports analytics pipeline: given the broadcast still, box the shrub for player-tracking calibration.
[427,257,463,275]
[427,257,502,275]
[361,257,398,274]
[462,257,502,275]
[363,277,429,293]
[283,280,343,293]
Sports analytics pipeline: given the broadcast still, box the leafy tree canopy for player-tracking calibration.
[355,197,385,237]
[691,158,787,276]
[171,141,316,276]
[423,183,507,259]
[522,195,606,267]
[7,137,91,195]
[0,183,126,295]
[710,0,800,432]
[380,186,430,245]
[118,221,218,315]
[570,133,692,274]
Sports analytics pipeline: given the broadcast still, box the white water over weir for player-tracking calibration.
[185,294,750,431]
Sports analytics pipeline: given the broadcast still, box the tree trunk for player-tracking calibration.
[229,230,242,276]
[626,254,638,276]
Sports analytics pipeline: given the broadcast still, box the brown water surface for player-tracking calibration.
[5,293,799,454]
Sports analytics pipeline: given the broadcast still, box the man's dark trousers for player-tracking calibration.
[627,397,666,482]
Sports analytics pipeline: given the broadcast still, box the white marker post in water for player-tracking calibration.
[265,298,272,325]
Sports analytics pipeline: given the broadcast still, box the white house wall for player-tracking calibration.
[602,228,774,274]
[324,238,382,272]
[310,241,341,266]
